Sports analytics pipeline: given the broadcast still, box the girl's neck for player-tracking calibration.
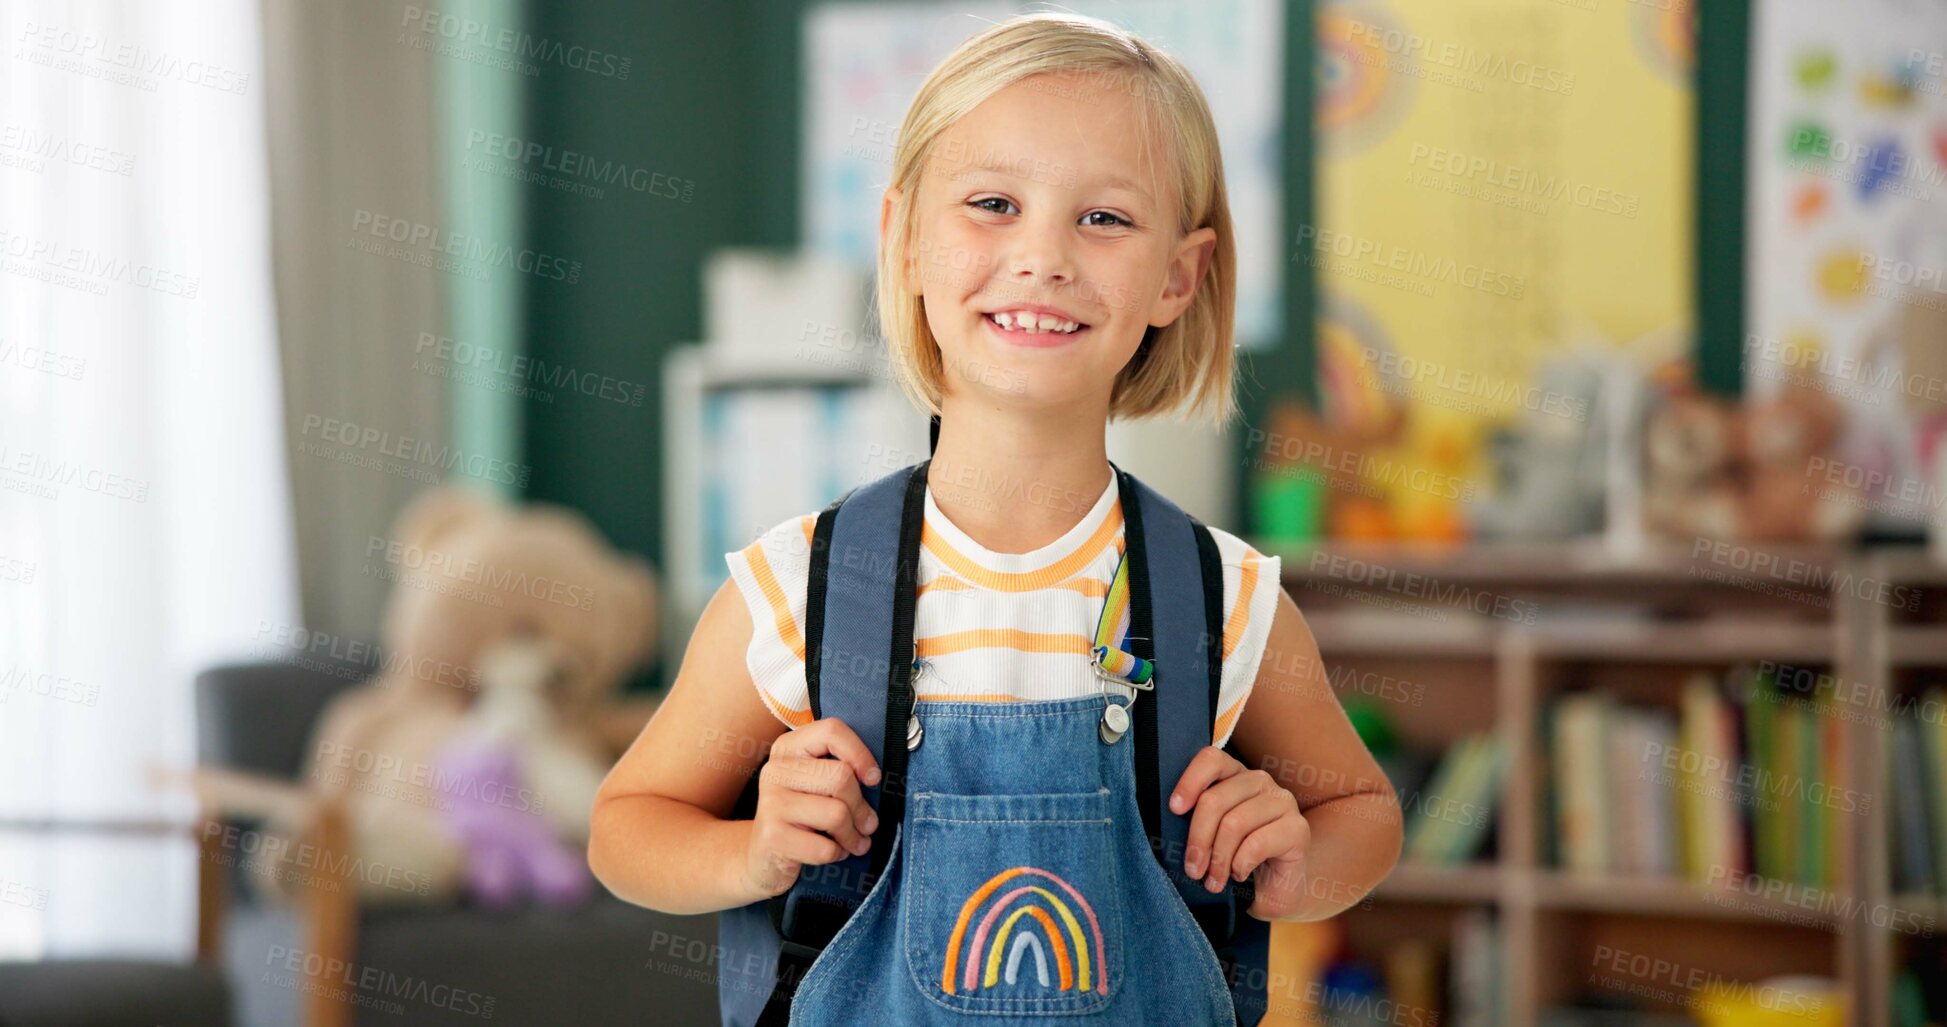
[925,397,1114,556]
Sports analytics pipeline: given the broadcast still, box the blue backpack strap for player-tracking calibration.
[723,459,927,1027]
[1115,462,1270,1025]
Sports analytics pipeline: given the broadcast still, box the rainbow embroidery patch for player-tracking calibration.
[940,866,1108,995]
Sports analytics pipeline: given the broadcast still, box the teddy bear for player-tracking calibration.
[1642,386,1745,541]
[1641,379,1861,542]
[302,485,657,906]
[1738,383,1862,541]
[182,485,658,908]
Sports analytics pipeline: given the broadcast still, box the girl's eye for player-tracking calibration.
[1083,210,1132,228]
[969,197,1017,215]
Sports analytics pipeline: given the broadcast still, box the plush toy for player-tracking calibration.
[1740,384,1861,541]
[302,486,657,905]
[433,633,600,908]
[1642,386,1744,541]
[1641,378,1861,542]
[181,485,658,907]
[1469,355,1611,540]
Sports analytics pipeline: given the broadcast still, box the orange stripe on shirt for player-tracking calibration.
[921,505,1123,592]
[1222,549,1263,661]
[916,628,1096,659]
[919,575,1108,599]
[742,543,807,664]
[1211,690,1250,745]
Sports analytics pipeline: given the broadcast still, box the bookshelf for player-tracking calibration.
[1270,540,1883,1027]
[1852,549,1947,1027]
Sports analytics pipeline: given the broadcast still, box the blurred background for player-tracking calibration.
[1,0,1945,1024]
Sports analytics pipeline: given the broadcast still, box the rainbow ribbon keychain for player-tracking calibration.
[1091,550,1154,744]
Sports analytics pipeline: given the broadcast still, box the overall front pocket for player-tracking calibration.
[901,789,1123,1017]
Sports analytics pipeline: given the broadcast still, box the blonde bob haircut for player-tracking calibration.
[876,12,1239,429]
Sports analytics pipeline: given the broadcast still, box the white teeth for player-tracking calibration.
[988,311,1082,334]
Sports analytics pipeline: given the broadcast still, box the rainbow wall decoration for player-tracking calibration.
[941,866,1109,995]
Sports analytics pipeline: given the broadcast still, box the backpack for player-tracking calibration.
[717,446,1272,1026]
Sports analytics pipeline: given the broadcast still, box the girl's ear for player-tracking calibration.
[881,186,914,292]
[1150,225,1218,329]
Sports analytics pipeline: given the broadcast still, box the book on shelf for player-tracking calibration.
[1889,686,1947,896]
[1889,706,1935,894]
[1401,732,1504,866]
[1548,666,1844,887]
[1448,908,1501,1027]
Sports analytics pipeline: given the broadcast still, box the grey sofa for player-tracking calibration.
[196,659,723,1027]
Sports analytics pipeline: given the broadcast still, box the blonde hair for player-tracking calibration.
[875,12,1238,429]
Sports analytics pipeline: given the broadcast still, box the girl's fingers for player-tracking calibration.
[1230,810,1308,892]
[762,757,877,838]
[1169,745,1243,816]
[1222,793,1306,888]
[1200,786,1289,890]
[1182,768,1264,879]
[773,716,882,788]
[778,792,870,858]
[769,822,849,868]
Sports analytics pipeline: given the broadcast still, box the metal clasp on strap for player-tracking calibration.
[1091,647,1153,744]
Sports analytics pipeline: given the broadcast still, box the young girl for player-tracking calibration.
[590,13,1401,1025]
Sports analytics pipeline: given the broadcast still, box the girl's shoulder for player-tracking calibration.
[1193,524,1283,749]
[722,512,822,729]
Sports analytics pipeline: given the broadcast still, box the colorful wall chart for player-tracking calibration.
[802,0,1284,348]
[1745,0,1947,527]
[1313,0,1694,535]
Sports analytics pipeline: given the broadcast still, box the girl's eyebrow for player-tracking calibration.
[959,154,1154,202]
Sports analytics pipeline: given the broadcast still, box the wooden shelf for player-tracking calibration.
[1267,538,1849,588]
[1891,892,1947,924]
[1526,871,1848,927]
[1866,547,1947,586]
[1370,862,1502,904]
[1888,627,1947,667]
[1304,611,1499,658]
[1521,620,1836,664]
[1296,544,1873,1027]
[1369,864,1852,927]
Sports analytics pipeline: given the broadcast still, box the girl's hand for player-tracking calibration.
[742,717,883,899]
[1170,746,1311,920]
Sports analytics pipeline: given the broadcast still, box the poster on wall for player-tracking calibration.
[802,0,1284,349]
[1745,0,1947,529]
[1308,0,1694,539]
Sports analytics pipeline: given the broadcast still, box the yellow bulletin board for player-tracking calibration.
[1308,0,1694,537]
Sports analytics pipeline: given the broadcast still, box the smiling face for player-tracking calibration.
[886,72,1217,413]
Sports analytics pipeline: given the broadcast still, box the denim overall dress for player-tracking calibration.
[717,457,1269,1027]
[785,693,1238,1025]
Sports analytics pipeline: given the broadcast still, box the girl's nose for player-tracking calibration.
[1007,220,1075,285]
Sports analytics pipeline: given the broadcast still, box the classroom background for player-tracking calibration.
[3,0,1947,1024]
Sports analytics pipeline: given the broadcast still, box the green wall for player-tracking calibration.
[519,1,807,687]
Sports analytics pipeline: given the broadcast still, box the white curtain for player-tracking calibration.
[0,0,299,959]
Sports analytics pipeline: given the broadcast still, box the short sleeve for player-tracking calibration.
[1203,528,1283,749]
[723,513,819,729]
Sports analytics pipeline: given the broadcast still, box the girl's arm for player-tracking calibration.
[586,577,787,915]
[1180,588,1405,921]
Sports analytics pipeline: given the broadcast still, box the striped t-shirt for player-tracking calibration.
[723,472,1283,748]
